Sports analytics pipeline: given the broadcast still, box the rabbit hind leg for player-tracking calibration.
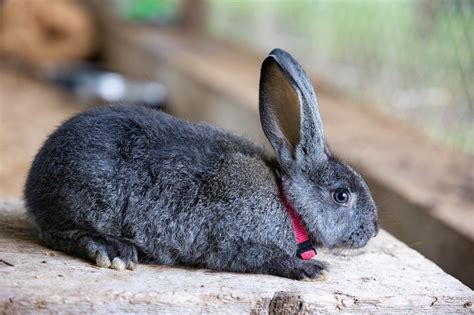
[40,230,138,270]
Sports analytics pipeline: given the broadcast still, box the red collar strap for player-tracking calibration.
[278,182,317,260]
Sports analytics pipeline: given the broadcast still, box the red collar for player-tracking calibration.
[278,182,317,260]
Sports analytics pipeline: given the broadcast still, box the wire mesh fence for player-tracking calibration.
[207,0,473,153]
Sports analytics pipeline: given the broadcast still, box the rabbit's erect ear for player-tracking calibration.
[259,48,325,169]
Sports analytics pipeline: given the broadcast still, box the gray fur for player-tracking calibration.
[24,48,378,279]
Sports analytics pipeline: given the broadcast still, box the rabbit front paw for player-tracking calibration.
[293,259,327,280]
[266,257,327,280]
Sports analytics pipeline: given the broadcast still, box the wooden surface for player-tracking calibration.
[101,23,474,288]
[0,200,472,313]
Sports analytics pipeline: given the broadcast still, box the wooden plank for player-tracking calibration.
[101,23,474,288]
[1,200,472,313]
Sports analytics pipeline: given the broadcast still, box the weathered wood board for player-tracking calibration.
[1,200,472,313]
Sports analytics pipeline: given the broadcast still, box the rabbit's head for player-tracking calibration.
[260,48,378,249]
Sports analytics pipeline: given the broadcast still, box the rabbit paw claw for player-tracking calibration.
[80,236,138,271]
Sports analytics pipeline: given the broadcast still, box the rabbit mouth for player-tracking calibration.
[339,232,372,249]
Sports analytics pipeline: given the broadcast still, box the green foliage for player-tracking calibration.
[123,0,181,22]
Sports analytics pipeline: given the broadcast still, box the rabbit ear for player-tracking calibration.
[259,48,325,170]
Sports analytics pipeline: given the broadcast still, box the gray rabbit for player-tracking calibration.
[25,49,378,279]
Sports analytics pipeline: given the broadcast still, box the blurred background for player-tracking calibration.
[0,0,472,287]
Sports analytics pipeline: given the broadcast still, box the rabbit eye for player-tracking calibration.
[332,188,350,205]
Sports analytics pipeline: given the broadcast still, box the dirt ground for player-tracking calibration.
[0,69,80,198]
